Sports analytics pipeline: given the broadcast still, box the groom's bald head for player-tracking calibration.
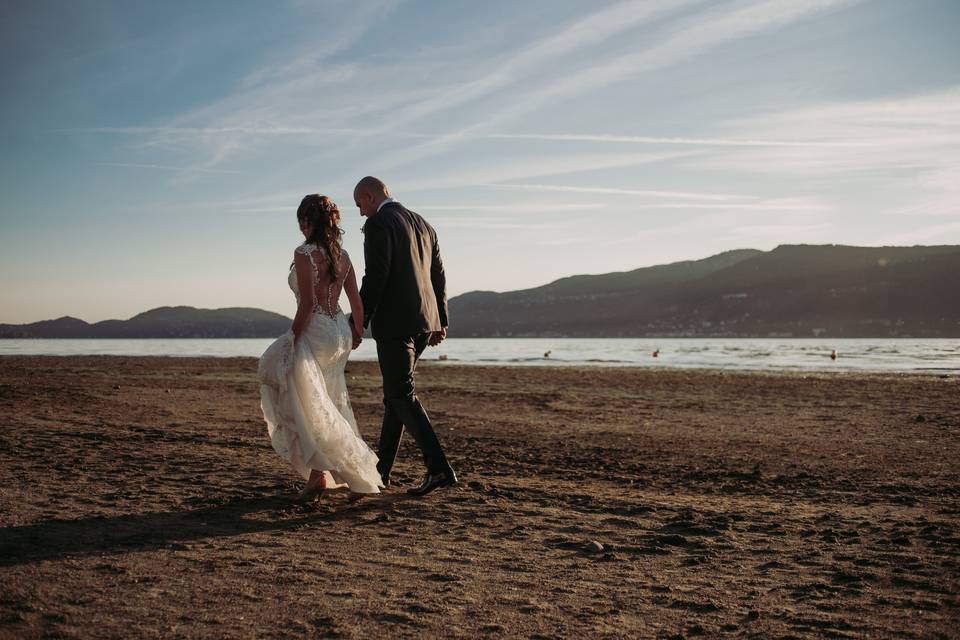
[354,176,390,217]
[355,176,389,198]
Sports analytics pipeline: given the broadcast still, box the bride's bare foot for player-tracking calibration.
[295,470,328,502]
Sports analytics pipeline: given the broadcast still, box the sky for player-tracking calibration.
[1,0,958,324]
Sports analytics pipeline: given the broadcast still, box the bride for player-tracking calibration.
[258,194,383,501]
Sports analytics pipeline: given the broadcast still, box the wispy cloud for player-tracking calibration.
[377,0,699,130]
[486,132,857,148]
[645,198,825,212]
[70,126,394,137]
[604,211,832,245]
[901,166,960,217]
[378,0,863,171]
[734,222,831,236]
[92,1,412,170]
[486,182,755,201]
[484,184,830,222]
[434,217,579,231]
[402,150,697,192]
[700,88,960,216]
[417,202,606,213]
[486,0,862,126]
[703,88,960,172]
[94,162,242,174]
[239,0,404,89]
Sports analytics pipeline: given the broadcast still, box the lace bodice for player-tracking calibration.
[290,242,351,318]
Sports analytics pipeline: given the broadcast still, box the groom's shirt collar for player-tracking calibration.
[376,197,397,213]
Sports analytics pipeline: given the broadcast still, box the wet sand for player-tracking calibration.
[1,356,958,638]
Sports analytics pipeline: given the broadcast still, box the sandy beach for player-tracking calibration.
[1,356,958,638]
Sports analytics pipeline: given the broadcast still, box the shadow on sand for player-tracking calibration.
[0,490,410,567]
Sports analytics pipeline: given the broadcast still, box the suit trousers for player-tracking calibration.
[375,333,451,477]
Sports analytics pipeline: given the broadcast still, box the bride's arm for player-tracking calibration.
[344,255,364,338]
[291,251,315,340]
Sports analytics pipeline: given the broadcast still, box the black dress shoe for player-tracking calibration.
[377,465,391,489]
[407,470,458,497]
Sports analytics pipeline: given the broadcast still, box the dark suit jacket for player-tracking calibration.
[359,201,448,339]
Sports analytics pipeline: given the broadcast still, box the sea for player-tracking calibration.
[1,338,958,374]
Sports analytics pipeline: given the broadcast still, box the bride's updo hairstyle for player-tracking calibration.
[297,194,344,279]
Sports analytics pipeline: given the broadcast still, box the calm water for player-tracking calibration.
[1,338,958,373]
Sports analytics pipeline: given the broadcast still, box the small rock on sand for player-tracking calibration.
[586,540,604,554]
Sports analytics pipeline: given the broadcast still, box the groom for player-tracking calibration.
[353,176,458,497]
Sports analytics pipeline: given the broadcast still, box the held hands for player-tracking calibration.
[427,327,447,347]
[350,315,364,350]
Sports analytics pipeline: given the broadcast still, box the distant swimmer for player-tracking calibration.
[652,349,660,358]
[830,349,838,361]
[544,350,552,358]
[438,354,448,361]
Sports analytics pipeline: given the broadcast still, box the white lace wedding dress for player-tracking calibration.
[258,242,382,494]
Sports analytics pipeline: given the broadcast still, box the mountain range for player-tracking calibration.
[447,244,960,338]
[0,307,291,339]
[2,245,958,339]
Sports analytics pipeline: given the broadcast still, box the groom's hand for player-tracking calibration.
[350,324,363,350]
[427,327,446,346]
